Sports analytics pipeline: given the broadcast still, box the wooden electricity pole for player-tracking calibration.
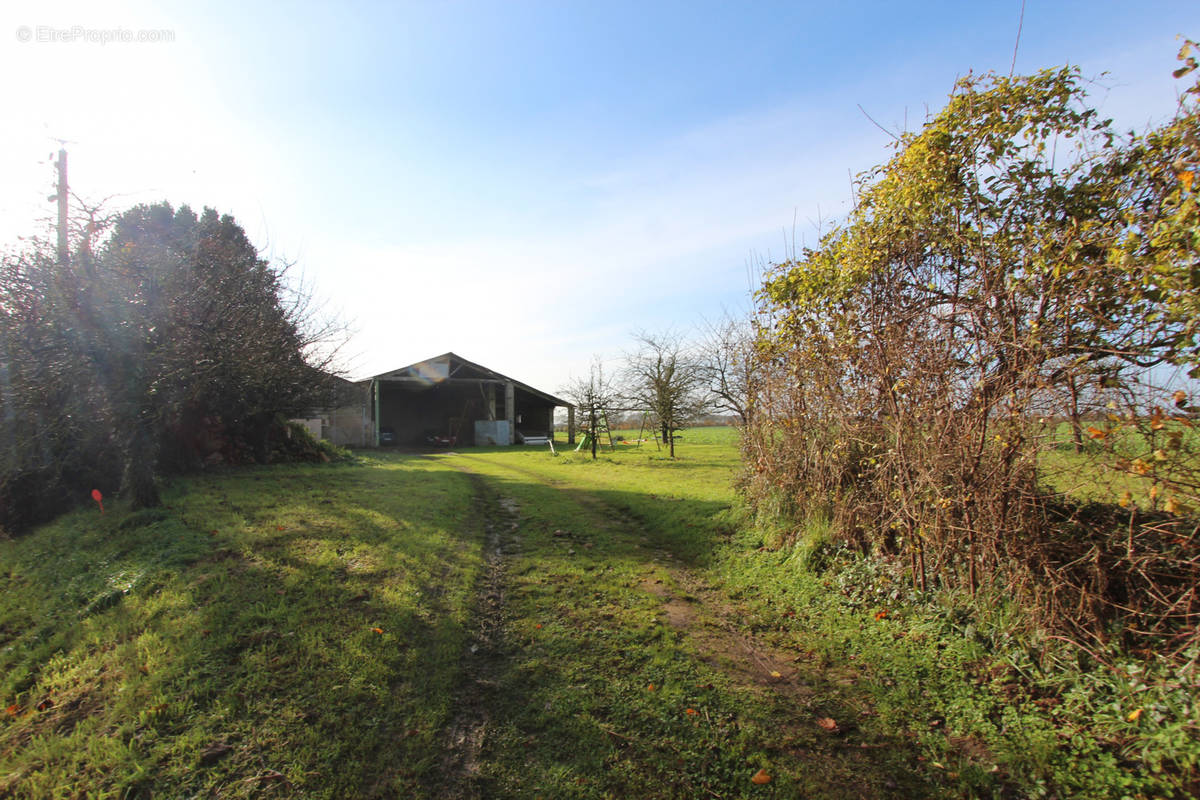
[55,148,69,266]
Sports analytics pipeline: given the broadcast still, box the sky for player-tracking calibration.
[1,1,1197,394]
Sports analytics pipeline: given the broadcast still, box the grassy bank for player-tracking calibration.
[1,456,486,798]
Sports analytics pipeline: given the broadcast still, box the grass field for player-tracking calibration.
[0,456,486,797]
[1,427,1194,798]
[1039,419,1200,509]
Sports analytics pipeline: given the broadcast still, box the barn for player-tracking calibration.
[365,353,573,447]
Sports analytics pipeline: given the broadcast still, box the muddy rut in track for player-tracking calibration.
[436,473,521,799]
[460,456,861,710]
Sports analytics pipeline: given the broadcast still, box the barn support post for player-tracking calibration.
[360,386,370,447]
[504,381,515,444]
[372,379,381,447]
[567,406,575,445]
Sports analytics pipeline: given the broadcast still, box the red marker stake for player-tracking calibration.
[91,489,105,514]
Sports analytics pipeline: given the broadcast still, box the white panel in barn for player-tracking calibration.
[474,420,511,446]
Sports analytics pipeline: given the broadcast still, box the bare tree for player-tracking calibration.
[696,312,755,426]
[560,358,618,460]
[623,330,705,458]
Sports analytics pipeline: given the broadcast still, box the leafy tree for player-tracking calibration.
[1111,39,1200,373]
[0,201,339,528]
[96,205,330,474]
[0,244,121,529]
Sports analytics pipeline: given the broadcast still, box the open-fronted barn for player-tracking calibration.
[366,353,572,447]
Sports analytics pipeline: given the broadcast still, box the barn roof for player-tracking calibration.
[365,352,570,407]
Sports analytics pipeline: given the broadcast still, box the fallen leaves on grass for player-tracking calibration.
[1127,708,1143,722]
[750,768,772,784]
[816,717,839,732]
[371,627,384,634]
[684,708,698,716]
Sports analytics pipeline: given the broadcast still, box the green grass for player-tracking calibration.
[1,456,486,798]
[1039,419,1200,510]
[2,427,1194,798]
[433,430,935,798]
[447,427,1199,798]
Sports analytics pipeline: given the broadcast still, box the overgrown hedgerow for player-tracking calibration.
[744,48,1200,660]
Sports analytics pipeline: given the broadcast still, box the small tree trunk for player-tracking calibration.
[590,406,598,460]
[965,507,978,596]
[251,414,272,463]
[1067,375,1085,454]
[917,534,928,593]
[123,414,160,509]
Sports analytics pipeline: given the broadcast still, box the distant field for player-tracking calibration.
[1038,420,1200,508]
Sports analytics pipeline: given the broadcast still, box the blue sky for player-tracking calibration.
[1,1,1197,393]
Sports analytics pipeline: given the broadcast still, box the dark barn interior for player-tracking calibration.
[367,353,569,447]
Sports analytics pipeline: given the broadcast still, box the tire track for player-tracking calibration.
[445,454,933,798]
[436,471,520,799]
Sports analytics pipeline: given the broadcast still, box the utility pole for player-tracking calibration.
[55,147,69,266]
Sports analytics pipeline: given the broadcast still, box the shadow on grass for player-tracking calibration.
[0,459,489,799]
